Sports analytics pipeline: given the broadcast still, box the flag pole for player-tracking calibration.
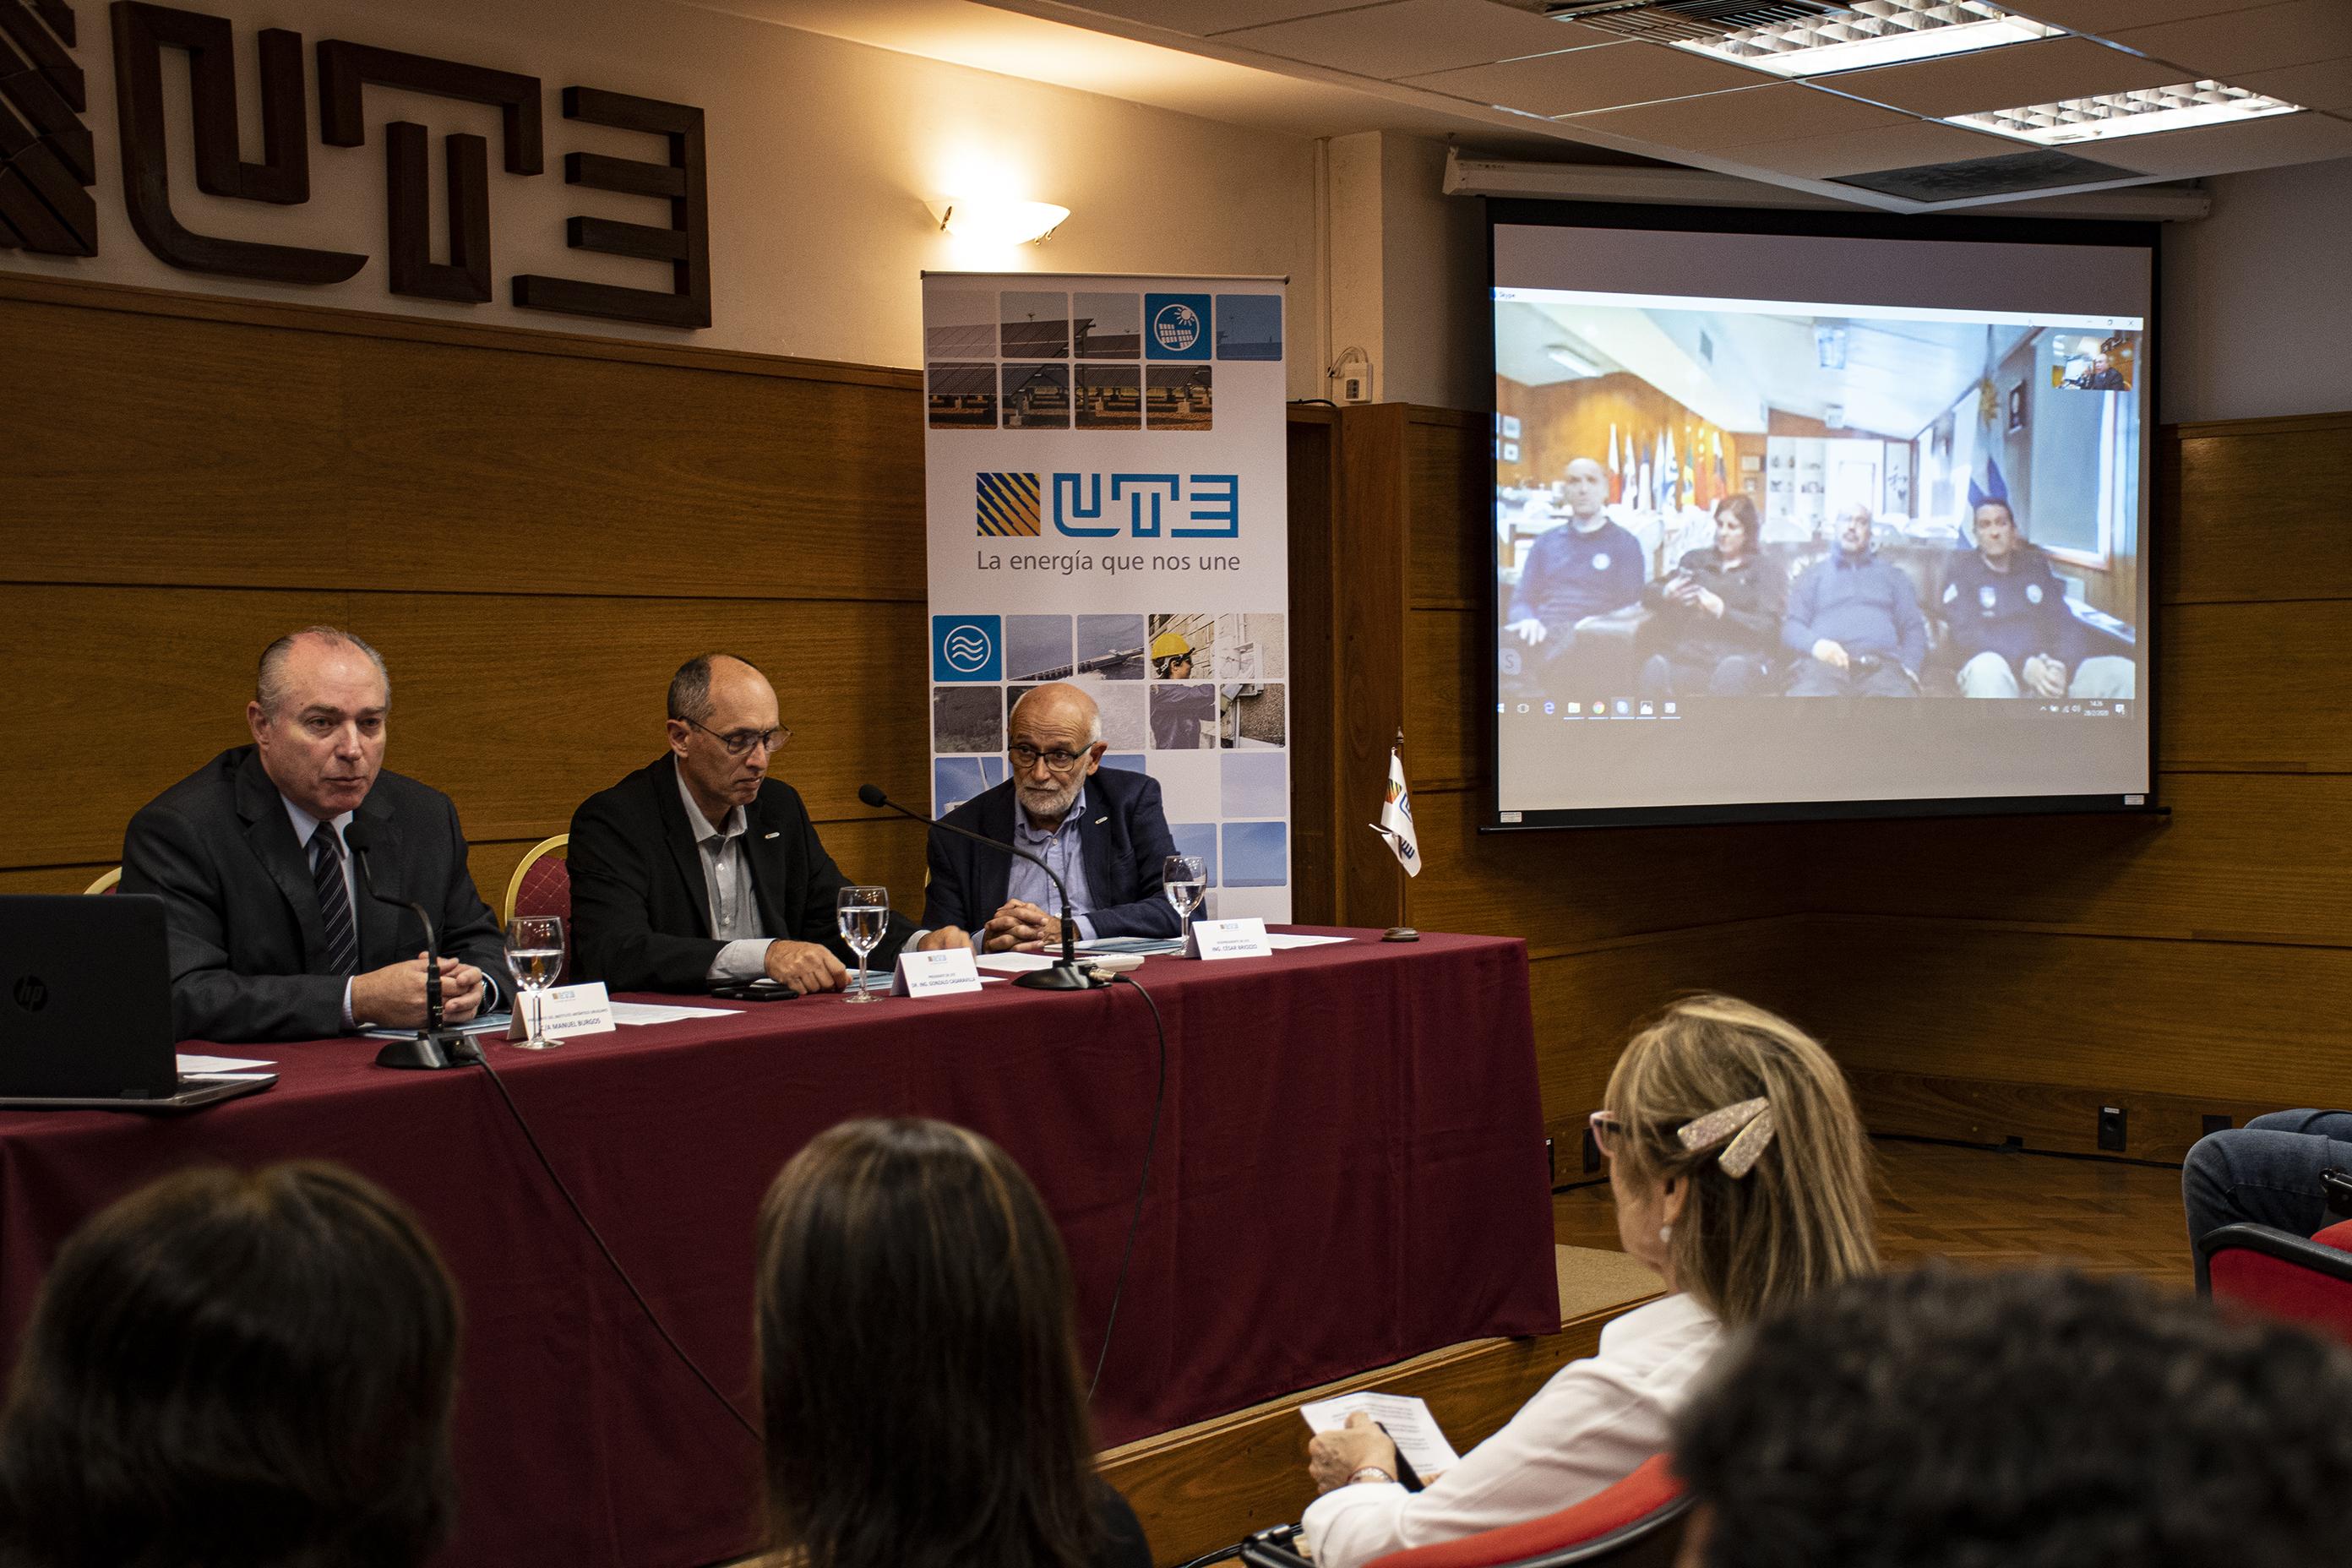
[1384,727,1418,944]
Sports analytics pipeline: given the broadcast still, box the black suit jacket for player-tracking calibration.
[568,756,915,992]
[919,767,1179,940]
[120,746,505,1044]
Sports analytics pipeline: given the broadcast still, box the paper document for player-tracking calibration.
[976,952,1058,973]
[1076,936,1187,956]
[610,1001,741,1025]
[177,1054,273,1074]
[1264,933,1352,950]
[362,1013,510,1042]
[1298,1392,1463,1479]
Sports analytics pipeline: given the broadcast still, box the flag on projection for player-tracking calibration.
[1680,429,1696,509]
[1371,746,1420,877]
[1608,424,1621,502]
[1712,431,1729,503]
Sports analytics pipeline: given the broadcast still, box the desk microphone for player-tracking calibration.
[858,784,1111,993]
[341,818,480,1070]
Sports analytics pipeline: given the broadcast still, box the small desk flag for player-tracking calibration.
[1372,747,1421,877]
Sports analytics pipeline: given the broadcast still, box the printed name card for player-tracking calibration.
[509,982,616,1042]
[892,946,985,998]
[1185,917,1273,961]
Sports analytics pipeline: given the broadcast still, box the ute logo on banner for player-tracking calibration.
[922,275,1292,918]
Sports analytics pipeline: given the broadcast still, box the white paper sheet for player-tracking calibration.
[609,1002,743,1025]
[1298,1392,1463,1479]
[1265,932,1353,950]
[177,1054,273,1074]
[975,952,1058,973]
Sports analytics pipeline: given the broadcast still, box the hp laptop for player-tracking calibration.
[0,895,275,1112]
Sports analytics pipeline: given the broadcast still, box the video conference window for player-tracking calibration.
[1490,214,2154,825]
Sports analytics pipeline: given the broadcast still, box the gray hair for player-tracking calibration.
[668,653,763,725]
[255,628,389,716]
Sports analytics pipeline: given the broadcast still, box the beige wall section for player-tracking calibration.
[1320,131,1486,411]
[0,0,1320,393]
[2161,157,2352,425]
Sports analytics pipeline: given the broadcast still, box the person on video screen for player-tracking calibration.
[1637,494,1786,698]
[1783,504,1925,698]
[1944,501,2134,700]
[2067,349,2128,391]
[1505,459,1643,678]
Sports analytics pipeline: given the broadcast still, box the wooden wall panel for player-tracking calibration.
[1286,409,1340,924]
[1334,403,1413,928]
[2159,601,2352,771]
[1407,408,1489,610]
[2158,413,2352,604]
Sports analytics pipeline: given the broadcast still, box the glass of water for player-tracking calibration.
[1162,855,1206,939]
[837,885,889,1003]
[504,914,566,1050]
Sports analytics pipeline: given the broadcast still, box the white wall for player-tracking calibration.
[1,0,1320,391]
[1319,130,1486,410]
[2161,157,2352,426]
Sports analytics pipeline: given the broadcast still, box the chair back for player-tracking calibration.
[2197,1222,2352,1346]
[502,836,572,984]
[1241,1456,1688,1568]
[83,867,122,896]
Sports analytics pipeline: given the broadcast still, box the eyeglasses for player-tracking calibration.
[1008,743,1094,774]
[687,719,790,758]
[1587,1110,1625,1159]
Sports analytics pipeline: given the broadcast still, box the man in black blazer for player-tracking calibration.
[569,654,941,994]
[121,628,505,1044]
[921,683,1179,951]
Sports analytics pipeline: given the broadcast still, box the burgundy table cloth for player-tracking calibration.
[0,928,1557,1568]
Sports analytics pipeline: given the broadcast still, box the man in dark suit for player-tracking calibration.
[920,682,1179,952]
[569,654,940,994]
[122,628,505,1044]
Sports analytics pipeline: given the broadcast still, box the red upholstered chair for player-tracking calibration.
[83,868,121,895]
[1240,1454,1690,1568]
[2197,1221,2352,1345]
[501,835,572,984]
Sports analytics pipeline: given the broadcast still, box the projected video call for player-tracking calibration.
[1489,218,2154,823]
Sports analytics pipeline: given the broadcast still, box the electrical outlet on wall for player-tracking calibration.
[2098,1105,2128,1152]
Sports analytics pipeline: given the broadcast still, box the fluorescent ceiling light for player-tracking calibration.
[1673,2,2059,79]
[926,198,1070,246]
[1949,80,2306,145]
[1546,344,1603,377]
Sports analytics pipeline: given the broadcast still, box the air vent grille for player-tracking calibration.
[1543,2,1846,46]
[1830,150,2138,204]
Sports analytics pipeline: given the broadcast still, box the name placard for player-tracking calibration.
[1184,917,1273,961]
[509,982,617,1041]
[891,947,985,998]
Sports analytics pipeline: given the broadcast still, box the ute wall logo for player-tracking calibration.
[0,0,98,255]
[976,471,1042,536]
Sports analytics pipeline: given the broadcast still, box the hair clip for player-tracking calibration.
[1677,1096,1776,1179]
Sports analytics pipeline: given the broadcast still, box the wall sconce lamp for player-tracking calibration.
[926,197,1070,246]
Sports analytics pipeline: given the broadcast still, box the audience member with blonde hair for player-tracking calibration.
[753,1118,1151,1568]
[1300,995,1877,1568]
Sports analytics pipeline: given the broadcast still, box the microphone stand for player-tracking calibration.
[343,823,480,1070]
[860,786,1112,993]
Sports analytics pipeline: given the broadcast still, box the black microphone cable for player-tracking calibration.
[1092,971,1168,1402]
[469,1051,761,1445]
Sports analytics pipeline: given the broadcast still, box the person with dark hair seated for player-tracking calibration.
[753,1118,1151,1568]
[1638,494,1787,698]
[0,1162,461,1568]
[1669,1265,2352,1568]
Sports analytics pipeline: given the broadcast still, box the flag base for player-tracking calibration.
[1381,926,1420,943]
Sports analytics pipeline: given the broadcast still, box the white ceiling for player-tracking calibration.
[688,0,2352,210]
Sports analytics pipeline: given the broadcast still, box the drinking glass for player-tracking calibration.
[504,914,566,1050]
[1162,855,1206,939]
[837,885,890,1003]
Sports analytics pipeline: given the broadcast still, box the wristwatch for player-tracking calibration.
[1348,1466,1396,1486]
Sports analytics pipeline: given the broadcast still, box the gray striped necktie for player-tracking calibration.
[311,822,360,976]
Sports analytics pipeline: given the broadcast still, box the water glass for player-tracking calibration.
[504,914,566,1050]
[837,885,890,1003]
[1162,855,1206,938]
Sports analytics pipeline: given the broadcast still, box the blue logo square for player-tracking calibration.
[1145,293,1212,361]
[932,615,1002,682]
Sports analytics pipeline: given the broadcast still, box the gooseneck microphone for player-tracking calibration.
[340,818,479,1069]
[858,784,1112,992]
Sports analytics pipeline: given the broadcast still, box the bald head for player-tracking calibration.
[1009,682,1102,745]
[1563,458,1607,521]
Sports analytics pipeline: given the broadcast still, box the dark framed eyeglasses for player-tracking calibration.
[1587,1110,1625,1159]
[1009,743,1092,774]
[687,719,790,758]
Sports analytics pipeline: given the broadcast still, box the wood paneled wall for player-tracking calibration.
[1322,400,2352,1167]
[0,275,934,912]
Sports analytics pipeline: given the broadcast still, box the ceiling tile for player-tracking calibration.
[1218,0,1612,80]
[2108,0,2352,79]
[1825,36,2192,118]
[1562,82,1914,153]
[2006,0,2283,30]
[2225,57,2352,112]
[1728,118,2036,180]
[1400,39,1762,117]
[1057,1,1365,36]
[2088,106,2352,175]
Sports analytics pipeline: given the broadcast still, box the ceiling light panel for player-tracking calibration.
[1674,1,2061,79]
[1952,80,2307,145]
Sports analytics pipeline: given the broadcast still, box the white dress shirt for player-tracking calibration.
[1301,1293,1722,1568]
[675,770,772,983]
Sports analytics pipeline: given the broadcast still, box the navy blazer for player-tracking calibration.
[121,746,505,1043]
[920,767,1179,939]
[569,756,916,993]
